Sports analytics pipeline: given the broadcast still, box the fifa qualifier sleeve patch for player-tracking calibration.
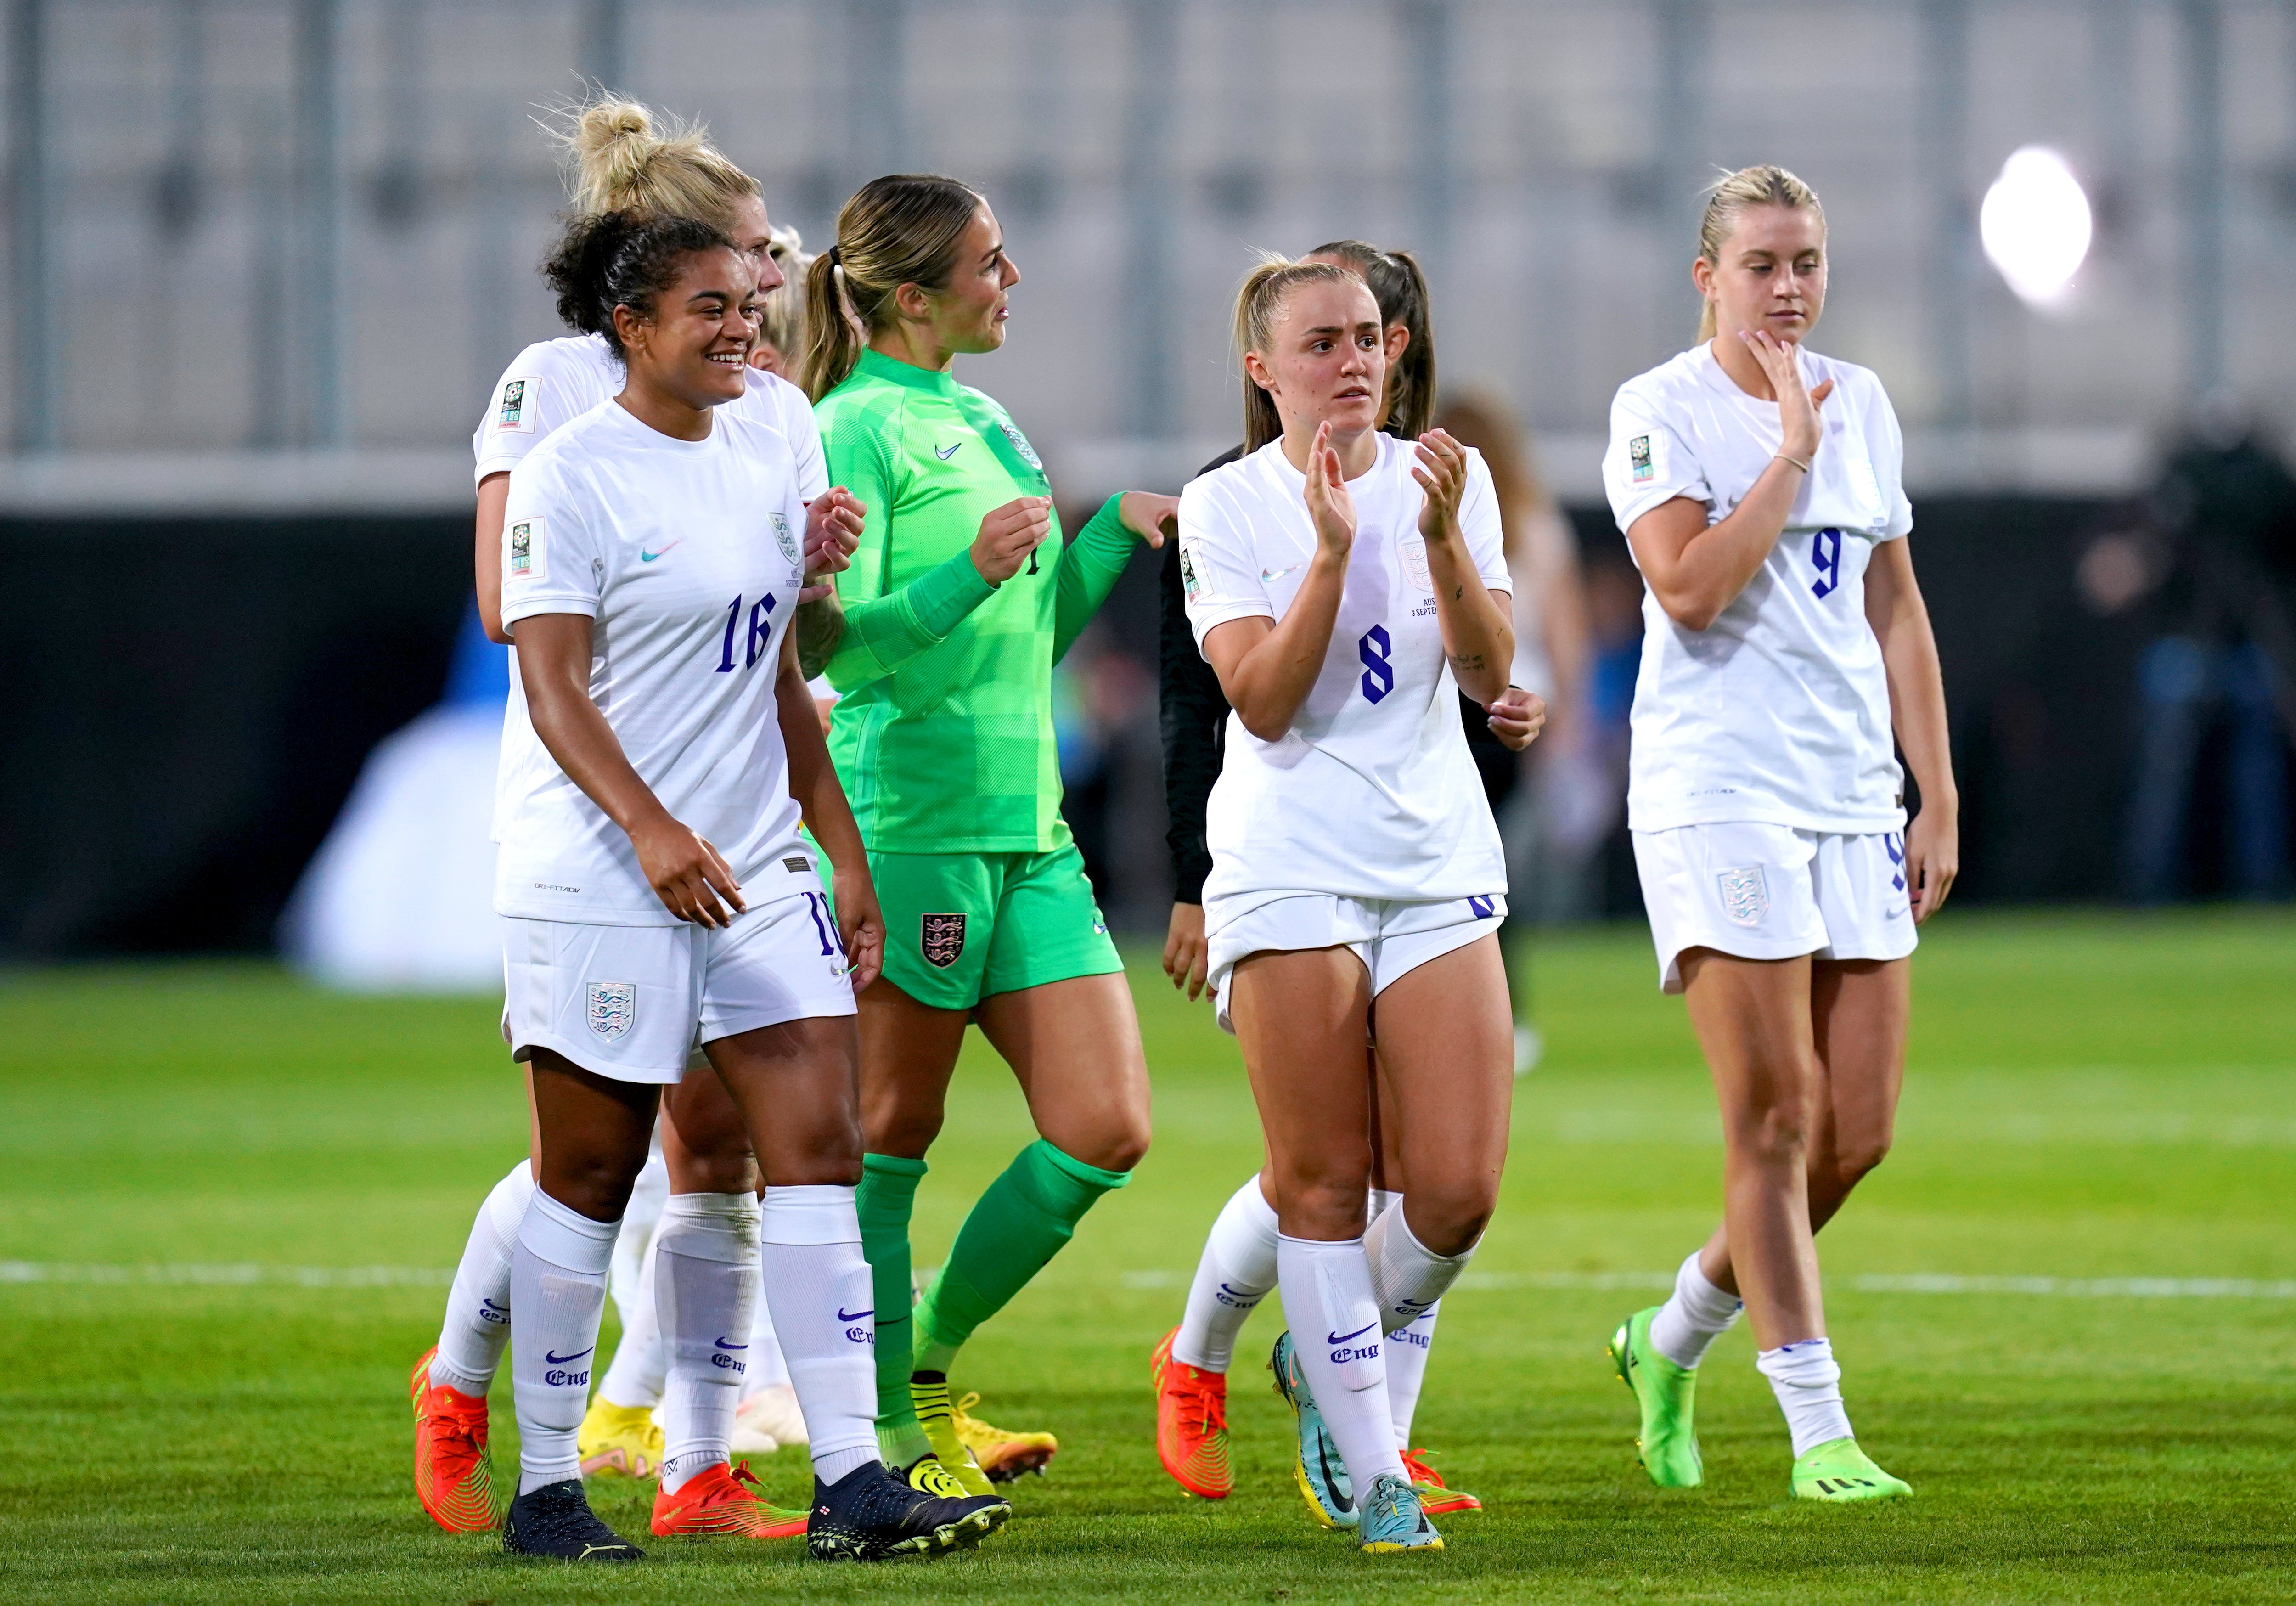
[494,375,539,435]
[1178,542,1216,604]
[1630,433,1656,483]
[507,516,546,582]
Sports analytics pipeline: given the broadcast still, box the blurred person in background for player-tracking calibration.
[2077,416,2296,901]
[1429,389,1592,1072]
[411,97,861,1540]
[800,173,1176,1501]
[1602,164,1952,1506]
[1154,239,1541,1524]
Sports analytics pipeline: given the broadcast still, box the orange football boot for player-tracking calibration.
[1400,1447,1482,1515]
[1151,1327,1233,1499]
[408,1346,500,1534]
[650,1460,809,1539]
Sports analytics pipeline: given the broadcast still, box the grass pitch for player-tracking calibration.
[2,909,2292,1603]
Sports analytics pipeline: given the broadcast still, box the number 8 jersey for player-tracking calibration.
[1177,434,1513,906]
[1604,344,1914,836]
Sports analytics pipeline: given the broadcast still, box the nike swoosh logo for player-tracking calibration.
[544,1347,593,1365]
[481,1299,507,1311]
[714,1337,748,1350]
[1327,1321,1378,1345]
[836,1308,873,1323]
[934,443,961,460]
[1317,1434,1354,1513]
[639,539,683,562]
[1261,563,1303,581]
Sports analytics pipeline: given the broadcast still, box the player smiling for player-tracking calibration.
[1600,165,1955,1503]
[799,174,1176,1500]
[490,210,1007,1562]
[1177,257,1520,1555]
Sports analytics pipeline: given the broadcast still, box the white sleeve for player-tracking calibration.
[1459,449,1513,594]
[1871,381,1913,540]
[1178,478,1274,643]
[785,378,830,504]
[1604,381,1707,534]
[499,453,606,630]
[474,343,605,485]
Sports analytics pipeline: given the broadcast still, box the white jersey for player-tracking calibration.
[1604,342,1913,835]
[1179,434,1513,906]
[473,333,827,501]
[494,400,812,925]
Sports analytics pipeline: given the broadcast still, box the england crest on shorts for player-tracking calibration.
[586,981,637,1040]
[1716,867,1769,928]
[921,913,967,969]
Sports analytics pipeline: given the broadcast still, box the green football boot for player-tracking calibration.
[1791,1437,1910,1502]
[1608,1306,1704,1488]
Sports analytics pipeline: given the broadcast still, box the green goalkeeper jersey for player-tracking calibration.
[816,347,1136,853]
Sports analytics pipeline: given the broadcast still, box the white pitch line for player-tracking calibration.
[0,1262,452,1289]
[6,1262,2291,1301]
[1119,1268,2296,1299]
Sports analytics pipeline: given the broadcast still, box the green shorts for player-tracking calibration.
[870,841,1122,1010]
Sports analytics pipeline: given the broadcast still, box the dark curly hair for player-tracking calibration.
[543,211,737,360]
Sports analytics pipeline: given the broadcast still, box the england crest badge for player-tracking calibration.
[770,510,801,579]
[1716,867,1769,928]
[586,981,637,1040]
[921,913,967,970]
[998,420,1043,471]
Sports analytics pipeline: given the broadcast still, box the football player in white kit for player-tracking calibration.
[488,210,1009,1563]
[1600,166,1956,1504]
[1177,259,1519,1555]
[409,99,856,1535]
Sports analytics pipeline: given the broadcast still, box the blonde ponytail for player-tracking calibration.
[550,93,759,231]
[1694,164,1824,340]
[1231,255,1360,453]
[800,174,983,401]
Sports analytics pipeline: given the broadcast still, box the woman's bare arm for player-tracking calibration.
[1865,538,1958,921]
[513,612,744,927]
[476,473,512,644]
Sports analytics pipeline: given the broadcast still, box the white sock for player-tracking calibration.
[1276,1234,1406,1491]
[429,1161,532,1395]
[1757,1336,1855,1457]
[1384,1301,1439,1450]
[596,1229,667,1409]
[759,1184,879,1485]
[1363,1202,1477,1336]
[510,1188,619,1494]
[655,1192,760,1494]
[1171,1176,1279,1372]
[1649,1250,1744,1370]
[742,1224,793,1397]
[608,1146,669,1333]
[1368,1187,1404,1225]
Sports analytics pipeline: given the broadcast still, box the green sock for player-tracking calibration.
[912,1139,1132,1374]
[856,1152,931,1462]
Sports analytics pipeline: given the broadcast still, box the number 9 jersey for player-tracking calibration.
[1605,343,1914,837]
[1176,434,1513,907]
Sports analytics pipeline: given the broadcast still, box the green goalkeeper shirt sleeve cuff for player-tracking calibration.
[1053,494,1137,664]
[825,547,998,693]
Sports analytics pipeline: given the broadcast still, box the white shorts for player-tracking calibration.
[501,887,856,1083]
[1205,891,1506,1034]
[1632,823,1915,994]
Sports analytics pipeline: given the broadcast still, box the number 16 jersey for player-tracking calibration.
[1178,434,1513,907]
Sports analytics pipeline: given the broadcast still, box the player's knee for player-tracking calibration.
[1835,1131,1892,1186]
[862,1095,944,1158]
[1406,1187,1495,1258]
[1282,1167,1372,1238]
[551,1152,648,1221]
[1074,1118,1150,1176]
[1729,1099,1813,1170]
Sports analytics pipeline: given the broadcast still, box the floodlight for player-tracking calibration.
[1980,146,2093,306]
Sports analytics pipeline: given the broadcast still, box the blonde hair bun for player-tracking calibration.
[548,92,758,230]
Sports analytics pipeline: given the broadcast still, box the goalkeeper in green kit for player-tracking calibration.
[798,174,1175,1500]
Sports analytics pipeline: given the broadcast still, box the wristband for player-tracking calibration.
[1775,452,1812,475]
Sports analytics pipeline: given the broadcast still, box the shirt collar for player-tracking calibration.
[856,346,960,397]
